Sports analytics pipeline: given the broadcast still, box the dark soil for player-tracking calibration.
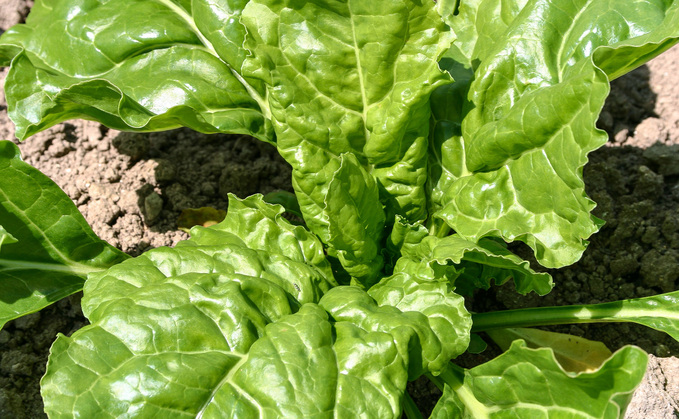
[2,1,679,417]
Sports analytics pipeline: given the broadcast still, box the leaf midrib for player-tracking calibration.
[0,186,96,274]
[348,1,371,142]
[555,0,595,79]
[152,0,271,119]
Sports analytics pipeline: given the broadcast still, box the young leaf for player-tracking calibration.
[432,0,679,268]
[395,235,553,296]
[384,215,429,272]
[240,0,453,240]
[0,141,128,329]
[431,341,647,418]
[326,153,386,287]
[42,197,470,418]
[0,0,272,141]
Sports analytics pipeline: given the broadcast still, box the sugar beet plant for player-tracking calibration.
[1,0,679,417]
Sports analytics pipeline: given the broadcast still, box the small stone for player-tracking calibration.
[144,192,164,223]
[614,127,630,143]
[654,344,671,357]
[97,139,110,151]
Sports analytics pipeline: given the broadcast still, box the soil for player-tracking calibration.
[1,2,679,418]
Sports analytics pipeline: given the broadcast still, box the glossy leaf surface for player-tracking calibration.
[432,0,679,268]
[0,0,272,141]
[241,0,453,240]
[326,153,386,286]
[395,234,553,296]
[0,141,127,329]
[431,341,647,418]
[42,195,471,418]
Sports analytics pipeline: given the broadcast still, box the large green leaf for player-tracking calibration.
[432,0,679,268]
[431,341,647,418]
[241,0,453,240]
[0,0,272,141]
[0,141,128,329]
[42,195,471,418]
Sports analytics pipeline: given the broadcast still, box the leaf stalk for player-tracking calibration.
[471,299,636,332]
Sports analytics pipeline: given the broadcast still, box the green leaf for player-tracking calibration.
[384,215,429,272]
[589,291,679,342]
[431,342,647,418]
[600,291,679,341]
[262,190,302,219]
[486,328,613,373]
[432,0,679,268]
[175,194,338,301]
[471,290,679,343]
[367,272,472,374]
[466,334,488,354]
[0,225,18,247]
[395,235,553,296]
[42,196,470,418]
[241,0,453,240]
[326,153,386,287]
[0,141,128,330]
[0,0,272,141]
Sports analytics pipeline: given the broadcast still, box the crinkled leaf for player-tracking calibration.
[0,0,272,141]
[384,215,429,271]
[241,0,453,241]
[395,235,553,296]
[432,0,679,268]
[429,0,529,215]
[431,341,647,418]
[172,194,337,300]
[326,153,386,287]
[0,141,127,329]
[42,197,470,418]
[386,216,429,257]
[367,272,472,374]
